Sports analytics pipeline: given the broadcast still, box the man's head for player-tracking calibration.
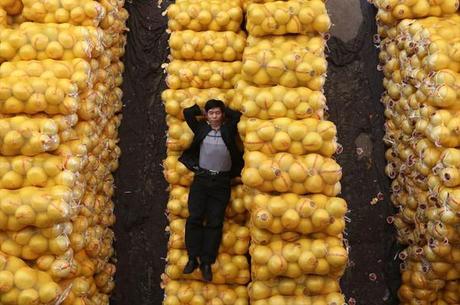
[204,99,225,127]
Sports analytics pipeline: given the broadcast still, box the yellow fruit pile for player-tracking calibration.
[238,117,338,157]
[432,148,460,188]
[417,69,460,109]
[0,252,64,305]
[163,278,249,305]
[234,81,326,120]
[373,0,459,31]
[242,0,327,11]
[373,4,460,304]
[0,186,74,231]
[163,155,194,187]
[165,116,193,152]
[163,0,250,301]
[0,115,60,155]
[0,222,72,259]
[398,260,450,304]
[241,35,327,89]
[0,76,79,115]
[167,0,243,32]
[0,0,127,31]
[169,30,247,61]
[166,60,242,89]
[248,275,340,301]
[250,293,345,305]
[241,151,342,196]
[236,2,347,303]
[250,237,347,280]
[0,22,104,62]
[0,59,95,91]
[246,0,330,36]
[0,0,126,304]
[21,0,106,26]
[245,190,347,236]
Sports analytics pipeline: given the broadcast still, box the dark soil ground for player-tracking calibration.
[111,1,400,304]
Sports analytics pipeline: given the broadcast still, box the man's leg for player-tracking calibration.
[201,176,231,265]
[185,175,208,263]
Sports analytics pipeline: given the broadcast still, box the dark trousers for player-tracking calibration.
[185,171,231,264]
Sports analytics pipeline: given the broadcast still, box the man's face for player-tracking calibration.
[206,107,224,126]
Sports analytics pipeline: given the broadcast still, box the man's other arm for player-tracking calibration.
[224,106,242,128]
[183,104,203,133]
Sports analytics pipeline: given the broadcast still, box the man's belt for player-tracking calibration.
[196,167,230,176]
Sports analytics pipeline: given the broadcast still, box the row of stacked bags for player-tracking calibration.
[235,0,348,305]
[161,0,252,304]
[0,1,127,305]
[372,0,460,304]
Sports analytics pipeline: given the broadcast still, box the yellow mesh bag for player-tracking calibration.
[246,0,330,36]
[250,236,347,280]
[238,117,338,157]
[242,151,342,196]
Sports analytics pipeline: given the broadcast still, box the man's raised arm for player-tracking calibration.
[183,104,203,133]
[224,106,241,128]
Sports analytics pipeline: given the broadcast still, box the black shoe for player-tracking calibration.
[183,258,198,274]
[200,263,212,282]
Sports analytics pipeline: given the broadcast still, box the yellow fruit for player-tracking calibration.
[280,209,300,230]
[252,245,271,265]
[272,132,291,151]
[265,197,286,217]
[299,7,314,24]
[15,205,36,225]
[312,14,331,33]
[302,132,323,151]
[14,267,37,290]
[267,255,287,275]
[0,42,15,61]
[311,209,331,228]
[0,270,14,293]
[256,125,275,143]
[242,168,264,187]
[1,288,20,305]
[298,251,317,272]
[274,10,290,25]
[17,288,39,305]
[327,246,348,267]
[287,122,307,141]
[327,198,347,218]
[288,162,307,182]
[272,172,291,192]
[320,160,342,184]
[252,209,273,229]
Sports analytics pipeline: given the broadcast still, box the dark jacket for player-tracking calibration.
[178,104,244,178]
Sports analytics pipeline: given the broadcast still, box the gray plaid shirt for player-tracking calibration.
[199,129,232,172]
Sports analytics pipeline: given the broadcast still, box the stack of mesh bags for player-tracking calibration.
[161,0,251,304]
[373,1,460,303]
[0,1,127,304]
[372,0,459,38]
[231,1,348,304]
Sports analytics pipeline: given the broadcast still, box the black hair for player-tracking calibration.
[205,99,225,113]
